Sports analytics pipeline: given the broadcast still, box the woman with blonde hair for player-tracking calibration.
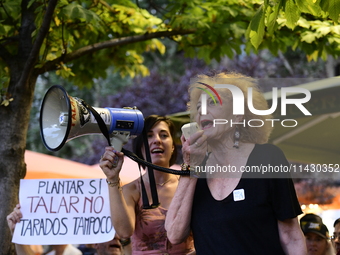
[303,221,335,255]
[165,71,307,254]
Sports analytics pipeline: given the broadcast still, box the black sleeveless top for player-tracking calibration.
[191,144,302,255]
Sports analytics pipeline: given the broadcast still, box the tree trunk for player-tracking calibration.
[0,74,37,254]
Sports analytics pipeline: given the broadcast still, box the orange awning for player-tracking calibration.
[25,150,142,184]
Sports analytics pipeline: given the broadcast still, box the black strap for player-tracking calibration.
[122,149,190,175]
[81,100,112,146]
[138,164,151,208]
[141,128,160,209]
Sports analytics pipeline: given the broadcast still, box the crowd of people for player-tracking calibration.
[6,71,340,255]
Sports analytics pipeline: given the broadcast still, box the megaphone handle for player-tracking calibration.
[110,133,130,152]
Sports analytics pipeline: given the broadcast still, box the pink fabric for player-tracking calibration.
[131,183,194,255]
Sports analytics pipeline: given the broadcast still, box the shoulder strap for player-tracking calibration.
[141,128,160,209]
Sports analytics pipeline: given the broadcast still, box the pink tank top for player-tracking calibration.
[131,183,194,255]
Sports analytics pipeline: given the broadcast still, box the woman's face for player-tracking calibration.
[195,90,239,140]
[305,232,328,255]
[143,121,174,168]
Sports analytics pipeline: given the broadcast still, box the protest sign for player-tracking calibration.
[12,178,115,245]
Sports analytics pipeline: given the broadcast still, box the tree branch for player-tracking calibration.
[278,51,294,76]
[19,0,58,86]
[37,29,196,74]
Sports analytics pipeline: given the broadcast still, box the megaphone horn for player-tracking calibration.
[39,85,144,151]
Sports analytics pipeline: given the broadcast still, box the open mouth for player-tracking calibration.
[307,247,319,253]
[201,120,213,129]
[151,148,164,154]
[109,244,121,249]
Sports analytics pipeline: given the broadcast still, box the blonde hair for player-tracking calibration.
[188,71,273,144]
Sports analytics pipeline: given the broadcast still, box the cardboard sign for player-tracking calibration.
[13,178,115,245]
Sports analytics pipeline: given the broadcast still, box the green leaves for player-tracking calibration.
[247,5,265,49]
[266,3,281,35]
[320,0,340,23]
[1,0,340,90]
[0,1,21,38]
[244,0,340,59]
[58,2,104,30]
[284,0,301,29]
[301,31,317,43]
[295,0,322,16]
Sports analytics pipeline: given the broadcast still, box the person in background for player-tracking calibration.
[332,218,340,255]
[7,204,83,255]
[165,71,306,254]
[100,115,195,254]
[300,213,323,229]
[302,221,335,255]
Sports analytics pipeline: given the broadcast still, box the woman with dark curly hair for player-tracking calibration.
[100,115,194,255]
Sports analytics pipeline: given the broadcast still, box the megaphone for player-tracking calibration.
[39,85,144,152]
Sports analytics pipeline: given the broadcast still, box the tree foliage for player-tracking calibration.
[1,0,340,94]
[0,0,340,253]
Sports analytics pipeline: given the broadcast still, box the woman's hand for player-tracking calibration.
[7,204,22,235]
[99,147,125,182]
[181,130,207,166]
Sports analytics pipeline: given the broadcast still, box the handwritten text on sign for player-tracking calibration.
[13,179,115,245]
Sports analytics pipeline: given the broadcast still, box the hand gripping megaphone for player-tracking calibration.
[39,85,144,152]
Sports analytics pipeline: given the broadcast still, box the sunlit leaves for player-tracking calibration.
[243,0,340,61]
[148,39,166,55]
[58,2,104,30]
[320,0,340,23]
[284,0,301,29]
[295,0,322,16]
[1,0,340,89]
[247,5,265,49]
[301,31,317,43]
[56,62,75,78]
[0,96,13,106]
[266,2,281,35]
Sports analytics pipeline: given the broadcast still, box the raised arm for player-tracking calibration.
[7,204,35,255]
[100,147,137,239]
[278,217,307,255]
